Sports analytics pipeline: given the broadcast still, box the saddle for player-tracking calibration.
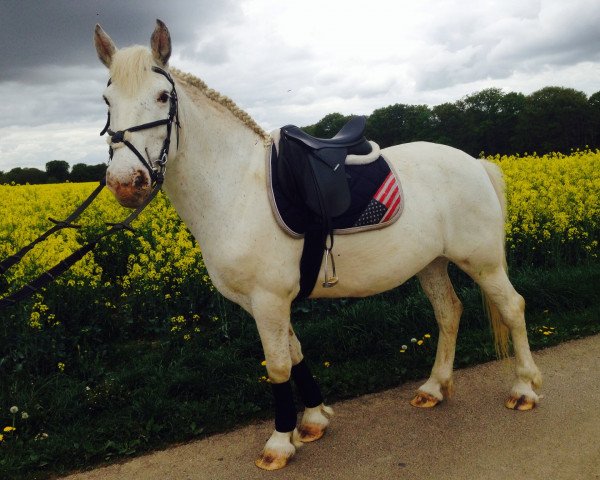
[276,116,375,295]
[278,116,372,222]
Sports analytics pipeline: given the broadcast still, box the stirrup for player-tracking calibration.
[322,247,338,288]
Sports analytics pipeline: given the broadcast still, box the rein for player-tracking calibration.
[0,66,179,310]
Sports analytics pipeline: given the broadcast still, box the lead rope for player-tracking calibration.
[0,179,163,310]
[0,66,178,309]
[0,178,106,278]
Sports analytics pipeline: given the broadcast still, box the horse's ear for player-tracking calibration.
[94,24,116,68]
[151,19,172,67]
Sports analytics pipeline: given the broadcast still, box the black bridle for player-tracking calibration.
[0,66,180,309]
[100,66,180,185]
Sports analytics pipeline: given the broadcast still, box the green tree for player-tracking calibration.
[46,160,70,183]
[70,163,107,182]
[366,103,433,148]
[431,101,466,149]
[515,87,591,154]
[2,167,47,184]
[588,91,600,148]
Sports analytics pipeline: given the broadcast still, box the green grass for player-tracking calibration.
[0,262,599,479]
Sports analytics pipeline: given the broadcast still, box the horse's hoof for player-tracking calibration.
[298,423,326,443]
[298,404,333,443]
[410,391,441,408]
[505,395,536,411]
[255,451,292,470]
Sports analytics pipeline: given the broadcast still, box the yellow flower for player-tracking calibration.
[323,361,330,367]
[417,340,424,346]
[260,360,267,367]
[3,426,16,433]
[57,362,65,372]
[424,334,431,339]
[0,434,3,442]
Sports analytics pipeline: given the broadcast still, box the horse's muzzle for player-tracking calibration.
[106,170,151,209]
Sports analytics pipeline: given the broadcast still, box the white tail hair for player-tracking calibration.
[480,160,511,359]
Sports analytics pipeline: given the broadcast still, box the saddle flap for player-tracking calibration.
[307,148,351,217]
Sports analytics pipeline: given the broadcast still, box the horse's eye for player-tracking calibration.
[158,91,170,103]
[103,95,110,106]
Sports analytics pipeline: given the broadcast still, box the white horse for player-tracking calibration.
[94,20,542,470]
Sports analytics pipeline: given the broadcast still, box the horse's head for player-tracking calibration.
[94,20,178,208]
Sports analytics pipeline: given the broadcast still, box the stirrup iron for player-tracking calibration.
[322,247,338,288]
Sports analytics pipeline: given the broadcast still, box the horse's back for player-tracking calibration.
[382,141,506,263]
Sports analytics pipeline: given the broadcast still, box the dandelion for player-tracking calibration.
[260,360,267,367]
[3,426,16,433]
[57,362,65,372]
[21,412,29,420]
[417,340,424,346]
[424,334,431,339]
[0,434,3,442]
[410,338,417,343]
[9,406,18,415]
[323,361,331,368]
[183,334,191,341]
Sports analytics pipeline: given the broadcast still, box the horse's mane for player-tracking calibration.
[172,69,270,143]
[109,46,269,143]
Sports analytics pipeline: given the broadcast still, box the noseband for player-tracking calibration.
[100,66,180,185]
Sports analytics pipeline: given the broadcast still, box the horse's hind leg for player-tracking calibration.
[411,258,462,408]
[461,262,542,410]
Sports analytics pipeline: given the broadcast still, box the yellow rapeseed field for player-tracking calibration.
[0,150,598,301]
[489,149,599,262]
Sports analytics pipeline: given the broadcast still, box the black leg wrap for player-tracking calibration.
[271,381,297,433]
[291,359,324,408]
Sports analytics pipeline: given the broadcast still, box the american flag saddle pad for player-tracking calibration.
[268,144,404,237]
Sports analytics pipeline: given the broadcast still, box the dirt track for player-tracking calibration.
[61,335,600,480]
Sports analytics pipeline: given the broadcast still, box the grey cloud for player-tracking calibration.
[0,0,240,79]
[416,1,600,91]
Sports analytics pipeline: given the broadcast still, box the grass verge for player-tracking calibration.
[0,262,598,479]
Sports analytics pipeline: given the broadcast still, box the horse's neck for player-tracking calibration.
[163,85,269,245]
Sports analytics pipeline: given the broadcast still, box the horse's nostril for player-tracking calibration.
[134,173,145,189]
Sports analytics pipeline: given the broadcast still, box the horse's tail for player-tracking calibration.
[480,159,510,359]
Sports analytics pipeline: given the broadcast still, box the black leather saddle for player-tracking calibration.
[275,116,373,298]
[282,116,372,153]
[278,116,370,220]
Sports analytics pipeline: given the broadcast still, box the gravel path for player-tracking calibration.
[61,334,600,480]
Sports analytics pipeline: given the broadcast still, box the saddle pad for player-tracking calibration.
[267,144,404,238]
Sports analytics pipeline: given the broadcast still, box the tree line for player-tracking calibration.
[2,85,598,185]
[303,86,600,157]
[0,160,106,185]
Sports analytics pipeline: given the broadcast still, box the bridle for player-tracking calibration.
[100,66,180,186]
[0,66,181,310]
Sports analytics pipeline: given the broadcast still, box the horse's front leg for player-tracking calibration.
[288,325,334,443]
[252,292,303,470]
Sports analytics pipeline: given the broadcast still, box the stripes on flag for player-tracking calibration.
[373,172,401,223]
[353,171,402,227]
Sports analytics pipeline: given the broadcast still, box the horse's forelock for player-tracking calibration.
[109,46,158,96]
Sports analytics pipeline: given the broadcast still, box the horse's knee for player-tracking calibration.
[267,358,292,384]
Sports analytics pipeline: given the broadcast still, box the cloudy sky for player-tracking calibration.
[1,0,599,170]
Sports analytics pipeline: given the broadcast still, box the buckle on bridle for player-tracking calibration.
[111,130,125,144]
